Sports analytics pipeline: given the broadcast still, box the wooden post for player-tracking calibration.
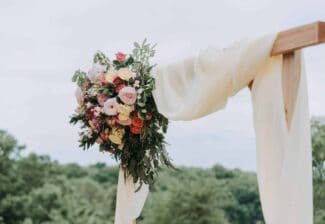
[282,50,301,130]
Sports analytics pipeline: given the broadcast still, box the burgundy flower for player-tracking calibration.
[113,77,123,86]
[115,83,126,93]
[113,77,126,93]
[85,105,96,120]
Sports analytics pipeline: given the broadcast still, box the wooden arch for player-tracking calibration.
[249,21,325,129]
[133,21,325,224]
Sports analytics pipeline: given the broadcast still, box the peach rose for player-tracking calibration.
[116,118,132,126]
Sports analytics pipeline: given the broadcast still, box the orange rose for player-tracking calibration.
[131,116,144,128]
[130,125,142,134]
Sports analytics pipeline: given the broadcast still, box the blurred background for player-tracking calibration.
[0,0,324,223]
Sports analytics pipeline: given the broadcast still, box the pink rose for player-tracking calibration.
[75,87,84,104]
[103,98,118,116]
[97,94,108,106]
[115,52,126,62]
[118,87,137,105]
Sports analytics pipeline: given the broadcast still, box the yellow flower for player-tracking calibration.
[108,127,125,145]
[117,104,133,121]
[105,69,118,83]
[118,114,129,121]
[108,135,122,145]
[117,68,135,81]
[117,104,133,114]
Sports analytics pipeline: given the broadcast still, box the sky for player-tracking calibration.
[0,0,324,171]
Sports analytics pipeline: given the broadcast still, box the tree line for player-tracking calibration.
[0,120,324,223]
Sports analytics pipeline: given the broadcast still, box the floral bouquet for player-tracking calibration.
[70,40,173,187]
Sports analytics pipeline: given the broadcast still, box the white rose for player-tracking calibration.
[88,63,106,82]
[117,68,136,81]
[105,69,118,83]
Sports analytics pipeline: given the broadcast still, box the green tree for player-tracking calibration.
[142,177,230,224]
[311,120,325,224]
[0,130,25,223]
[1,122,325,224]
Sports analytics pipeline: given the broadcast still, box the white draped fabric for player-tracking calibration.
[114,34,313,224]
[114,168,149,224]
[252,55,313,224]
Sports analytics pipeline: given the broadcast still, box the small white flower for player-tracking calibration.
[86,128,93,138]
[133,80,140,88]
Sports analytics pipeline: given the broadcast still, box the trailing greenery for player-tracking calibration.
[0,119,324,223]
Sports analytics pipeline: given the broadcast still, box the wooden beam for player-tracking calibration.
[282,50,301,129]
[271,21,325,56]
[248,21,325,90]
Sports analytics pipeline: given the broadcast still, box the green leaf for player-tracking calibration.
[134,42,140,48]
[72,70,87,87]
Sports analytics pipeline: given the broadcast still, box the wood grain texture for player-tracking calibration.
[272,21,325,56]
[282,50,301,130]
[248,21,324,89]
